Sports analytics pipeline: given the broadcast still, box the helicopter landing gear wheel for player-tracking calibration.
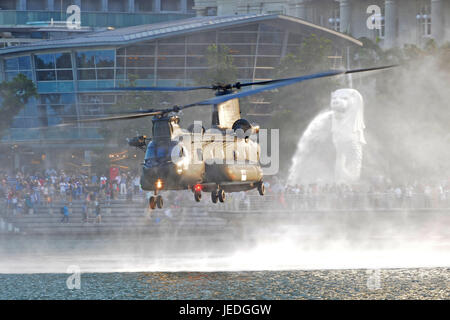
[218,189,226,203]
[149,196,156,210]
[211,190,218,203]
[156,195,163,209]
[194,191,202,202]
[257,182,265,196]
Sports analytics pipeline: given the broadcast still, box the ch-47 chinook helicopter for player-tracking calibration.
[76,65,395,209]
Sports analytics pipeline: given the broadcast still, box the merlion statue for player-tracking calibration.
[287,88,366,185]
[331,88,366,183]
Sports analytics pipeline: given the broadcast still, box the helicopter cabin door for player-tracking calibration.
[213,98,241,129]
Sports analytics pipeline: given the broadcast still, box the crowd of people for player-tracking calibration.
[0,169,142,216]
[147,176,449,211]
[0,168,448,216]
[263,177,449,210]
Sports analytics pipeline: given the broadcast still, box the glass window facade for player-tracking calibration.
[37,94,77,126]
[76,50,115,89]
[109,0,127,12]
[114,24,290,86]
[0,0,16,10]
[27,0,47,10]
[116,44,155,85]
[8,92,77,143]
[36,53,71,79]
[54,0,74,11]
[161,0,181,12]
[4,56,32,81]
[136,0,154,12]
[78,93,116,119]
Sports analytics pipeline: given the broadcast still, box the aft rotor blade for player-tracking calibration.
[234,65,397,88]
[345,65,398,74]
[183,70,343,107]
[184,65,397,108]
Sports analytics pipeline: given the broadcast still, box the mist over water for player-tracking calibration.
[287,110,334,185]
[1,207,449,274]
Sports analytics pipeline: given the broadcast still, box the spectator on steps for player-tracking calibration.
[120,174,127,195]
[133,176,140,195]
[82,202,88,223]
[126,182,133,203]
[60,204,69,223]
[95,203,101,224]
[25,193,34,214]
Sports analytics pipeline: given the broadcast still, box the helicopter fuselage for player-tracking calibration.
[139,115,263,195]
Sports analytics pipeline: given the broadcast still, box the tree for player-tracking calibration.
[97,74,161,146]
[178,44,239,128]
[276,34,333,76]
[198,44,237,86]
[0,73,38,139]
[267,34,337,178]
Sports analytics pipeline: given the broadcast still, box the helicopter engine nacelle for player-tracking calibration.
[127,135,147,149]
[232,119,259,138]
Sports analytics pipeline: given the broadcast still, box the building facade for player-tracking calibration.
[0,0,196,47]
[0,14,360,171]
[193,0,450,48]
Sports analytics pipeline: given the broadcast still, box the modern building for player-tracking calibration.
[0,13,361,171]
[0,0,196,47]
[193,0,450,48]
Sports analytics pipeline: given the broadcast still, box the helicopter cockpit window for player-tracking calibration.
[153,121,172,139]
[145,142,174,165]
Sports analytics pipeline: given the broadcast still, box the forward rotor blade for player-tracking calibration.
[23,111,162,130]
[42,111,165,127]
[75,111,164,123]
[18,123,76,130]
[102,85,213,92]
[183,65,397,108]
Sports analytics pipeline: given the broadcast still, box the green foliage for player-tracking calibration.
[198,44,237,85]
[179,44,239,128]
[0,73,38,138]
[267,34,337,176]
[276,34,333,77]
[97,75,160,148]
